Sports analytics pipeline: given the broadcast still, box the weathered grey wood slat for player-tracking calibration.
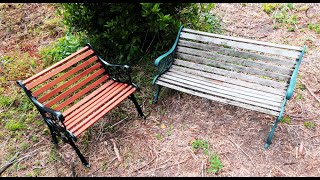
[165,71,284,103]
[170,65,286,96]
[180,32,301,59]
[156,80,280,116]
[160,74,283,108]
[178,39,296,67]
[182,28,302,51]
[176,52,290,82]
[176,46,293,76]
[174,59,288,89]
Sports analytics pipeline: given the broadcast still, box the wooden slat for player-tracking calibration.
[55,75,109,111]
[38,63,102,103]
[176,52,290,82]
[169,65,285,96]
[164,71,284,103]
[26,49,95,90]
[176,46,293,76]
[174,59,287,89]
[63,80,117,117]
[65,83,128,127]
[180,32,301,59]
[71,86,136,137]
[178,39,296,67]
[182,28,302,51]
[158,76,281,110]
[32,56,99,97]
[156,81,280,116]
[66,84,130,130]
[44,68,105,108]
[22,46,90,85]
[64,82,122,124]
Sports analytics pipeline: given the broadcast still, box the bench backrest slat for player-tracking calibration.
[182,28,302,51]
[44,68,106,108]
[178,39,296,67]
[176,47,292,81]
[32,56,99,97]
[37,62,103,103]
[180,31,301,59]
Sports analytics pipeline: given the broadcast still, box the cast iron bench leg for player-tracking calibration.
[129,94,145,119]
[152,85,162,104]
[66,136,90,168]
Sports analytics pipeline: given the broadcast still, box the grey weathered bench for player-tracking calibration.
[152,26,306,148]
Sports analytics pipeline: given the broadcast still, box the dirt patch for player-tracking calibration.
[1,3,319,177]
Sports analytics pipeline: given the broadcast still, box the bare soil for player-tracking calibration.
[1,3,319,177]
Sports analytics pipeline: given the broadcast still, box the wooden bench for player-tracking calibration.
[17,44,145,167]
[152,26,306,148]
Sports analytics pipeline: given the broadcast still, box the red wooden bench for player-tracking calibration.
[17,44,145,167]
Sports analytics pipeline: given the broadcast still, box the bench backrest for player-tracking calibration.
[174,28,303,96]
[22,46,108,112]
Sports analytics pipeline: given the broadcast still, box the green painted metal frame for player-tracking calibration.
[152,25,184,104]
[152,25,307,148]
[264,45,307,148]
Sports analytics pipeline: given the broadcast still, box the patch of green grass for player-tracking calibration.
[296,82,306,90]
[155,133,163,141]
[192,139,209,155]
[280,116,291,124]
[207,153,223,174]
[308,23,320,34]
[303,121,316,129]
[191,139,223,174]
[5,120,26,131]
[31,135,39,143]
[166,125,174,136]
[262,3,279,14]
[20,141,30,151]
[296,93,304,100]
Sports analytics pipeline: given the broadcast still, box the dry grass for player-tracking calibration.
[0,3,319,177]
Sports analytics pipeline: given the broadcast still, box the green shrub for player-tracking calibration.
[58,3,221,64]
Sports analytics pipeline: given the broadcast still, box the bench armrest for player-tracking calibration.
[152,26,184,85]
[16,80,65,124]
[286,45,307,100]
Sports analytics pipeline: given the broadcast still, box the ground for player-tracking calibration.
[0,3,319,177]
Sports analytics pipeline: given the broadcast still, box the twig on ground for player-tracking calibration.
[299,79,320,104]
[110,139,122,162]
[70,160,75,177]
[0,152,20,176]
[87,157,117,177]
[141,156,190,175]
[227,136,255,167]
[131,156,156,173]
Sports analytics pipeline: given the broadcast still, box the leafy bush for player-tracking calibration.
[39,33,85,66]
[58,3,221,64]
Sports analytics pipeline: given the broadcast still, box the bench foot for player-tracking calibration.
[129,94,146,119]
[152,85,161,104]
[264,115,282,149]
[66,135,90,168]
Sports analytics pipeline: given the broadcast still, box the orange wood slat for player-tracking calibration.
[72,86,136,137]
[22,46,90,85]
[62,80,116,117]
[44,68,105,108]
[64,82,120,123]
[38,63,103,103]
[32,56,99,97]
[65,83,127,128]
[25,49,95,90]
[55,75,109,111]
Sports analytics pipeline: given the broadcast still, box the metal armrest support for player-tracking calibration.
[286,45,307,100]
[152,26,184,85]
[85,43,139,90]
